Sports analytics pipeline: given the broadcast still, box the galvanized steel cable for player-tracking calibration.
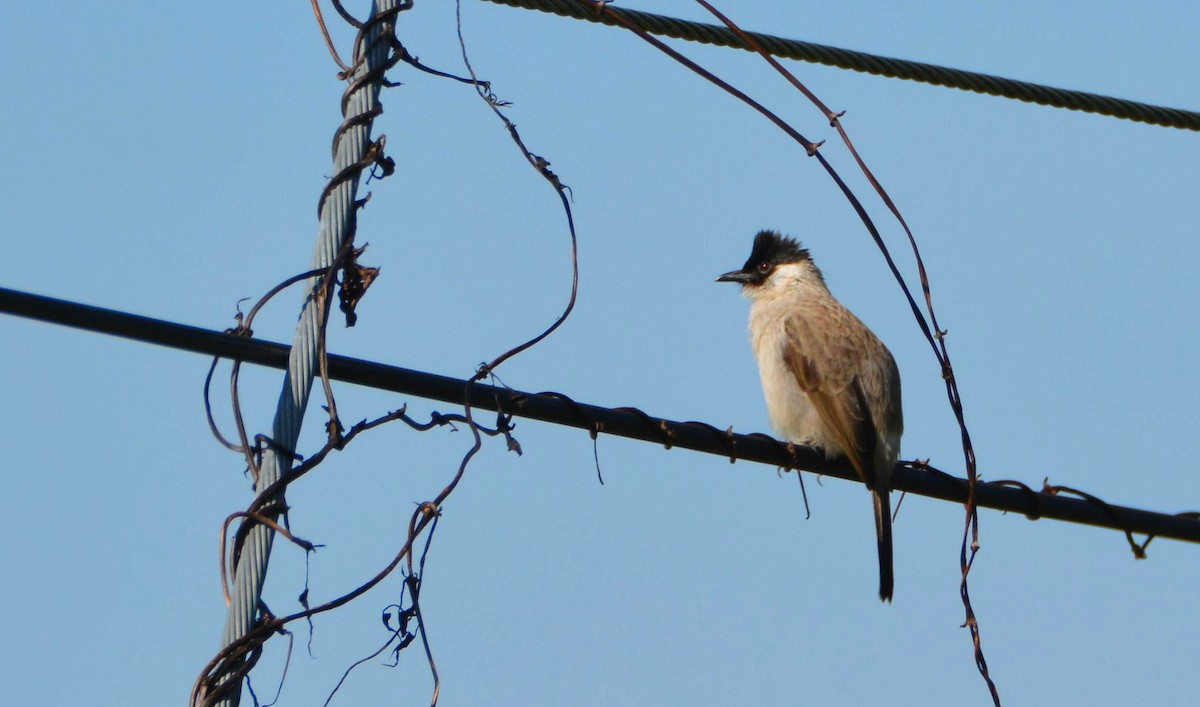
[209,2,403,706]
[481,0,1200,132]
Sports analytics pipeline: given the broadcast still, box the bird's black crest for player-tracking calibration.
[747,230,810,267]
[727,230,812,285]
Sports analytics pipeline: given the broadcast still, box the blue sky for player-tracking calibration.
[2,1,1198,705]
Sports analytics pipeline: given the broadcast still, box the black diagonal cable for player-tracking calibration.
[4,285,1199,544]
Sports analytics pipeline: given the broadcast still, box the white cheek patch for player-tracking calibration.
[743,262,810,301]
[770,262,810,284]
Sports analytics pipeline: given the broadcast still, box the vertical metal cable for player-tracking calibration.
[211,3,400,705]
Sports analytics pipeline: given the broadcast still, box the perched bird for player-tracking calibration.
[718,230,903,602]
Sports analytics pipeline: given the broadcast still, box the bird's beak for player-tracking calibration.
[717,270,753,284]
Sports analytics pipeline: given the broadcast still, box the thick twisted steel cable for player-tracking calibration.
[480,0,1200,132]
[206,2,403,706]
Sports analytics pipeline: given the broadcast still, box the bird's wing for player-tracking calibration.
[781,314,880,490]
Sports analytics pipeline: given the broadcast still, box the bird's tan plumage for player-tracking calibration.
[781,313,899,601]
[720,230,903,601]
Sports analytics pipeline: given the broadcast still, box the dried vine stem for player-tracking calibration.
[570,0,999,700]
[686,3,997,700]
[197,1,585,702]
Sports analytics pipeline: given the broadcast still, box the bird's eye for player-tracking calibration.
[757,261,772,273]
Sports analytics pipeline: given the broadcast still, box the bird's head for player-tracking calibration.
[717,230,824,296]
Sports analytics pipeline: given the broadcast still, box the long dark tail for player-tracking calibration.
[874,487,894,602]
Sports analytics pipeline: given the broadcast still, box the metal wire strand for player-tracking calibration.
[203,2,406,706]
[480,0,1200,132]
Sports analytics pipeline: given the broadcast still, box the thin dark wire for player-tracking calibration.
[334,5,587,701]
[310,0,351,72]
[408,514,440,706]
[480,0,1200,132]
[323,634,400,707]
[204,268,328,474]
